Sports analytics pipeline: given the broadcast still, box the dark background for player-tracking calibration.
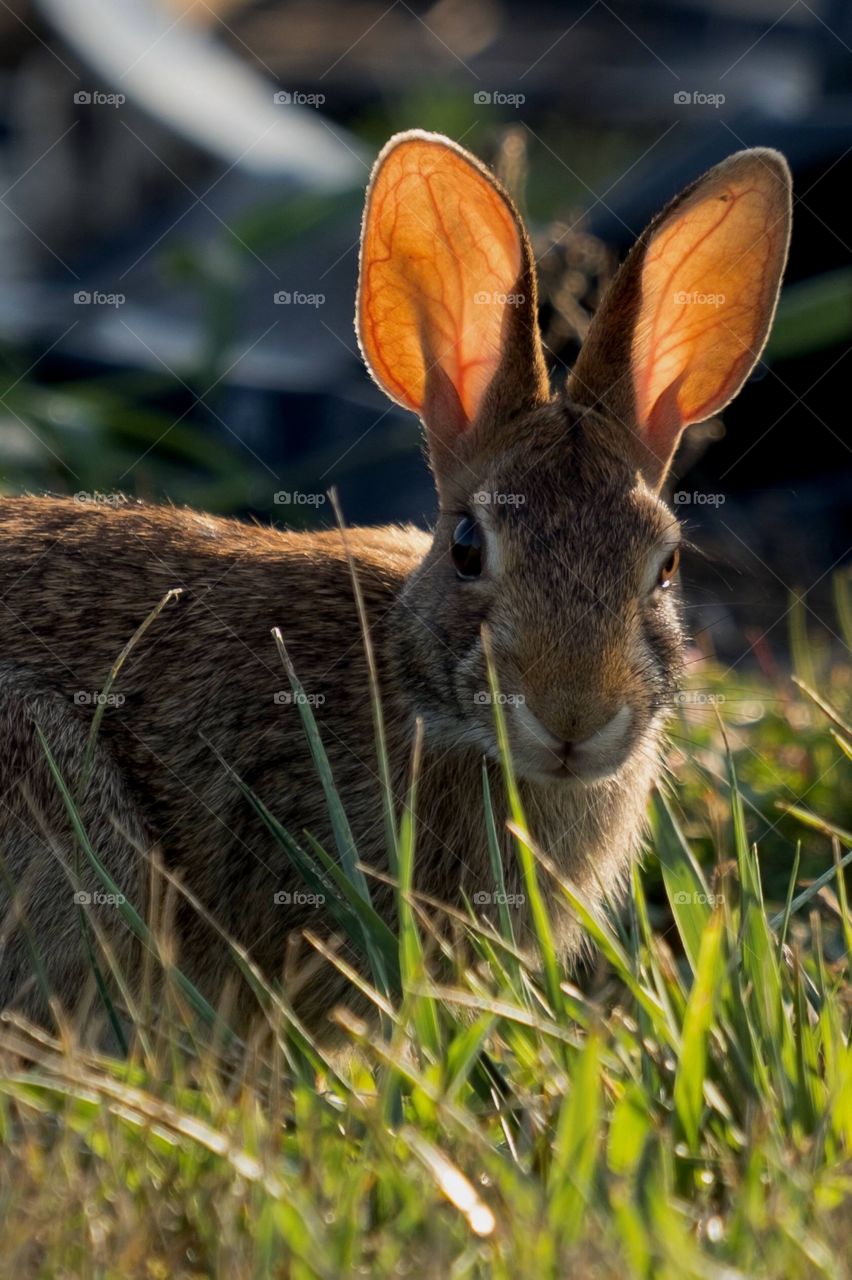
[0,0,849,666]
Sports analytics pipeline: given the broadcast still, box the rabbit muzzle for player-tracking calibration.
[509,699,636,784]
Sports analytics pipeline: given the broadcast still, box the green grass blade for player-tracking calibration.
[397,719,441,1055]
[778,842,802,952]
[272,629,372,904]
[548,1028,603,1242]
[651,789,712,973]
[672,909,724,1151]
[37,727,230,1036]
[832,567,852,651]
[329,489,399,876]
[0,849,56,1026]
[302,832,398,990]
[482,628,561,1018]
[768,844,852,931]
[226,763,391,975]
[82,588,183,784]
[482,763,517,951]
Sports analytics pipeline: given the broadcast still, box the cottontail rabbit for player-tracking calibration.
[0,132,791,1033]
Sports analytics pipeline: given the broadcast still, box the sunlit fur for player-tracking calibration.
[0,133,789,1036]
[390,398,684,964]
[0,397,682,1033]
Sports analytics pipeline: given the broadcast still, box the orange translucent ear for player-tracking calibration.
[569,149,791,485]
[634,151,791,457]
[357,131,546,448]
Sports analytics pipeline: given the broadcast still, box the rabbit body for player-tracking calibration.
[0,131,791,1029]
[0,416,665,1026]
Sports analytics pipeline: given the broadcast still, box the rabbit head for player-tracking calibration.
[357,132,791,784]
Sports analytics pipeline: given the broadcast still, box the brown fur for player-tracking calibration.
[0,445,669,1031]
[0,133,790,1035]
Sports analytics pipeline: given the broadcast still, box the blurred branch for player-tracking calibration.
[34,0,365,185]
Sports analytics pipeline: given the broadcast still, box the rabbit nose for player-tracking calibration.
[556,705,632,757]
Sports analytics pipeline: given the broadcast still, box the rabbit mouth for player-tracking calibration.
[508,702,637,785]
[516,749,632,787]
[531,755,629,786]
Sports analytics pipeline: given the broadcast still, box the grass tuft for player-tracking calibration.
[0,585,849,1277]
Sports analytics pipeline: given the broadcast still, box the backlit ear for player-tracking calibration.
[568,149,792,487]
[356,131,548,477]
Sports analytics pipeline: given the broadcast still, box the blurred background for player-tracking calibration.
[0,0,849,668]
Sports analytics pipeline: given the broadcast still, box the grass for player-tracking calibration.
[0,580,850,1278]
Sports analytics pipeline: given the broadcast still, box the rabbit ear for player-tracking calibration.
[568,149,792,487]
[357,131,549,475]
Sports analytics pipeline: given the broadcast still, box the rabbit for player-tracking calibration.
[0,131,791,1036]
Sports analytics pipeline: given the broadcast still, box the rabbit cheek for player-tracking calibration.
[391,558,495,742]
[638,592,685,713]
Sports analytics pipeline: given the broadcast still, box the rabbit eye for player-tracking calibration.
[656,546,680,590]
[451,516,483,579]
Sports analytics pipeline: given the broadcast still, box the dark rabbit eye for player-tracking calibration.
[657,546,681,589]
[451,516,483,579]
